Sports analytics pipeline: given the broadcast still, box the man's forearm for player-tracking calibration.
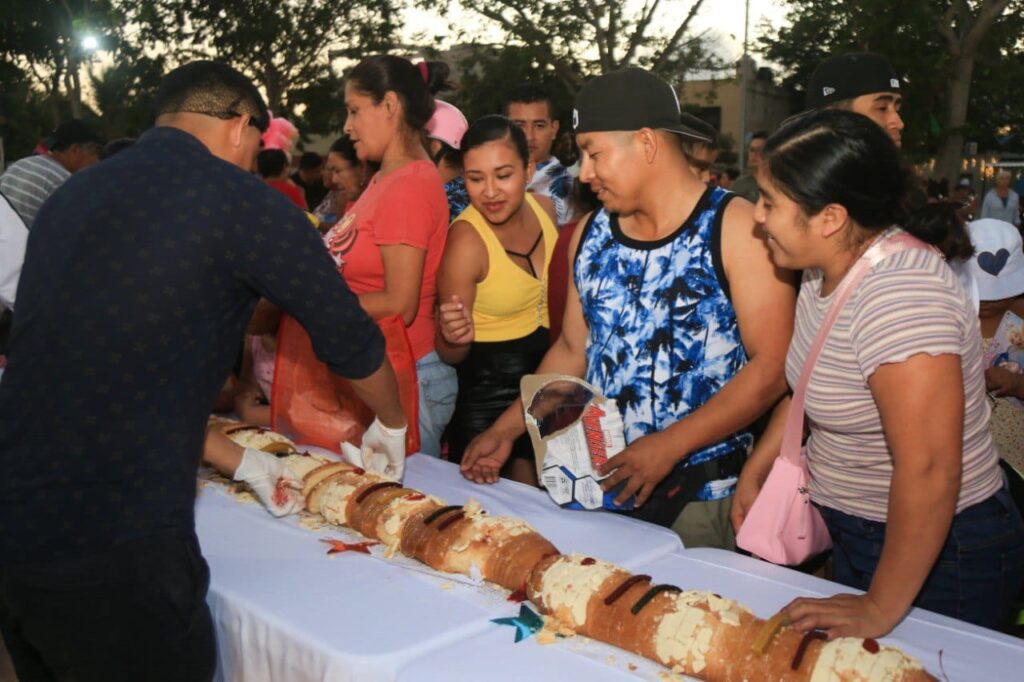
[247,299,283,335]
[490,334,589,438]
[202,432,245,477]
[349,357,408,429]
[664,356,787,462]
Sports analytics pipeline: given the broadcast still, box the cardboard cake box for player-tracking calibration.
[521,374,635,511]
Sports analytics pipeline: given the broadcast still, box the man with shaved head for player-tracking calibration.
[462,68,794,550]
[0,61,406,681]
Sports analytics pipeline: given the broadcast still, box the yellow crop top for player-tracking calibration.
[458,193,558,342]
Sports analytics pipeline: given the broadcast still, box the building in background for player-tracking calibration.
[680,57,793,163]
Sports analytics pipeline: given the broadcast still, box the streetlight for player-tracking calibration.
[739,0,750,170]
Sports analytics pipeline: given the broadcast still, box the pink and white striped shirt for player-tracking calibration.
[786,229,1003,521]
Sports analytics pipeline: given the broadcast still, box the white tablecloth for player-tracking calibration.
[398,548,1024,681]
[199,453,683,682]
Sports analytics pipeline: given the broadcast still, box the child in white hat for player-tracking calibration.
[968,218,1024,470]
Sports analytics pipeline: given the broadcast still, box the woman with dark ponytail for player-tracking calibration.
[435,116,559,484]
[731,109,1023,637]
[321,56,457,456]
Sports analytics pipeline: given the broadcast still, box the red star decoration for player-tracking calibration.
[320,538,379,555]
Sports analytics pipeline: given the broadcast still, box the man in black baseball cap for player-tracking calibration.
[0,119,103,227]
[461,67,795,551]
[805,52,904,147]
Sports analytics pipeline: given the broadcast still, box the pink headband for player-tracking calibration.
[417,61,429,84]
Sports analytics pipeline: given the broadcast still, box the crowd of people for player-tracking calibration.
[1,48,1023,681]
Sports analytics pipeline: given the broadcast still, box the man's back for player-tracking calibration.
[0,127,381,565]
[0,154,70,228]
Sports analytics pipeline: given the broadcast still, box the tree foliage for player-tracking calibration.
[758,0,1024,179]
[89,48,167,141]
[0,1,125,122]
[437,44,576,124]
[128,0,402,120]
[439,0,726,91]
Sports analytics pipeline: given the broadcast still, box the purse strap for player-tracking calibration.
[779,231,931,463]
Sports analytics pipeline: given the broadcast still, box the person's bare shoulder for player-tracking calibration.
[443,219,488,281]
[532,193,557,225]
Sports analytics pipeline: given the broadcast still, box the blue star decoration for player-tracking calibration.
[491,604,544,643]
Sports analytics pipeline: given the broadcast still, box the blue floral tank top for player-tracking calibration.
[574,186,752,501]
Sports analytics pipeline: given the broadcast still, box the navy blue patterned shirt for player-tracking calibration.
[444,176,469,223]
[0,127,385,565]
[575,187,752,501]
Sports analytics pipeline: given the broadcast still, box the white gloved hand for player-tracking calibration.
[339,441,388,473]
[233,447,304,517]
[361,417,408,481]
[339,420,408,480]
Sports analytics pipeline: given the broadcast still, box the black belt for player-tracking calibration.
[686,448,745,483]
[617,448,746,528]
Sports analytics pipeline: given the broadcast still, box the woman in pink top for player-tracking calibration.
[322,56,456,456]
[733,110,1023,637]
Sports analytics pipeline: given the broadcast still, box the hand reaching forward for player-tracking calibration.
[460,427,515,484]
[784,592,901,640]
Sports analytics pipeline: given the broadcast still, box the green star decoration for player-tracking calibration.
[491,604,544,643]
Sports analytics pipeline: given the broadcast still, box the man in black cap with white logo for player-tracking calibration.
[461,68,795,550]
[805,52,905,148]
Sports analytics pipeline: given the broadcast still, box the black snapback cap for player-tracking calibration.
[573,67,711,143]
[48,119,103,151]
[805,52,902,109]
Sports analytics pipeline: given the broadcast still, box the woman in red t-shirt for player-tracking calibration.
[322,55,456,456]
[256,148,308,210]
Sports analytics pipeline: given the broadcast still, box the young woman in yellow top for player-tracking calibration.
[437,115,558,484]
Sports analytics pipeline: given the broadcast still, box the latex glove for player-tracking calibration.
[339,441,388,474]
[362,417,408,481]
[233,447,304,517]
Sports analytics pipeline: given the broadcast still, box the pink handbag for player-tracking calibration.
[736,232,927,565]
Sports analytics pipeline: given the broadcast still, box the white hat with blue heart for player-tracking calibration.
[967,218,1024,301]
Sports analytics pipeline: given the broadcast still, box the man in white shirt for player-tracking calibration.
[0,193,27,311]
[0,119,102,228]
[981,170,1022,227]
[504,84,579,226]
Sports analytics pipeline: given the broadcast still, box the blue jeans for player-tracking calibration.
[819,486,1024,629]
[415,350,457,457]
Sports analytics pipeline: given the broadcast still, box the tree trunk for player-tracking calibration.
[933,0,1013,182]
[264,70,284,116]
[934,53,974,183]
[68,64,83,119]
[49,67,63,128]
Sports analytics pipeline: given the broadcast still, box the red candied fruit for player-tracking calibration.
[581,557,597,565]
[862,638,880,654]
[507,588,528,603]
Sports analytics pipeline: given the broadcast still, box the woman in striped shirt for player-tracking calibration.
[733,109,1024,638]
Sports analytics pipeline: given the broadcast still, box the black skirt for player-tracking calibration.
[447,327,549,465]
